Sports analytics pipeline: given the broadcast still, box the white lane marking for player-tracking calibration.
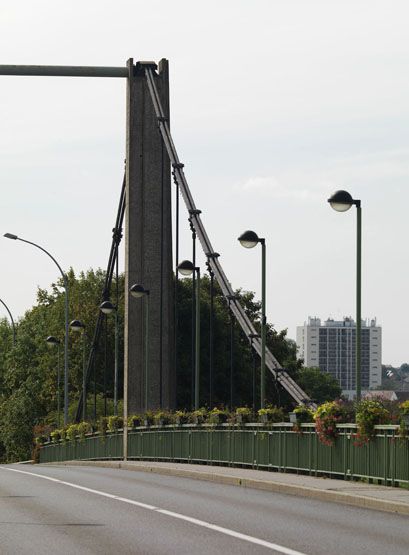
[2,467,307,555]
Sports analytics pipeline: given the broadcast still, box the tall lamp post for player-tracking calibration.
[4,232,69,424]
[178,260,201,410]
[238,230,266,409]
[0,297,16,346]
[328,190,362,401]
[46,335,61,427]
[129,284,150,411]
[100,301,118,415]
[70,319,87,420]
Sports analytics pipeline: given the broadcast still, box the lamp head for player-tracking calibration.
[100,300,115,314]
[129,284,148,298]
[70,319,85,332]
[177,260,195,276]
[46,335,60,346]
[4,233,18,240]
[238,230,259,249]
[328,190,354,212]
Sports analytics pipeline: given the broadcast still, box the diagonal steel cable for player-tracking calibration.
[145,68,312,406]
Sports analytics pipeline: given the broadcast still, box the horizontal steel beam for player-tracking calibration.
[0,65,128,78]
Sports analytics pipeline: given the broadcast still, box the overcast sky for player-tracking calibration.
[0,0,408,366]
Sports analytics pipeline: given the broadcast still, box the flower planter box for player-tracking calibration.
[289,412,298,424]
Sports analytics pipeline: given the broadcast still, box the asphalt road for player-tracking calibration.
[0,464,408,555]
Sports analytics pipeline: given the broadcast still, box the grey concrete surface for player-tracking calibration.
[0,463,408,554]
[60,459,409,516]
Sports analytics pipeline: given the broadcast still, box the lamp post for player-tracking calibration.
[100,300,118,415]
[178,260,201,410]
[0,297,16,346]
[129,284,150,411]
[249,333,260,413]
[328,190,362,401]
[238,230,266,409]
[70,319,87,420]
[46,335,61,427]
[4,232,69,424]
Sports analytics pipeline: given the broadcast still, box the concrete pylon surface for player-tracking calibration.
[124,58,175,413]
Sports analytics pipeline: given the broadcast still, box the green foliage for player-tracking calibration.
[153,411,173,425]
[128,414,143,427]
[0,267,305,461]
[314,400,354,446]
[208,407,229,424]
[355,400,390,444]
[176,277,302,410]
[400,401,409,415]
[293,404,314,424]
[189,407,208,424]
[257,405,285,423]
[296,367,342,404]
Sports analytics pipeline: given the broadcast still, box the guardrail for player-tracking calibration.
[39,423,409,486]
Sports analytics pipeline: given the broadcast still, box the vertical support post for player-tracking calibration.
[260,240,266,409]
[195,268,201,410]
[190,218,196,409]
[356,203,362,401]
[145,293,150,411]
[63,277,69,425]
[57,344,61,427]
[104,313,108,417]
[93,355,97,421]
[174,182,179,399]
[230,312,234,409]
[209,264,214,408]
[114,249,119,416]
[82,332,86,421]
[251,341,256,413]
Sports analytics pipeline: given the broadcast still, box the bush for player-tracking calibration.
[235,407,253,424]
[189,408,208,424]
[50,430,62,443]
[355,400,390,445]
[314,400,354,446]
[258,406,284,423]
[107,416,123,432]
[153,411,174,425]
[293,405,314,424]
[128,414,143,428]
[174,410,189,425]
[208,408,229,424]
[66,424,79,443]
[77,421,92,441]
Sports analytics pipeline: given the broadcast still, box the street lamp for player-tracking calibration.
[0,297,16,346]
[177,260,201,410]
[4,232,70,424]
[238,230,266,409]
[100,300,119,416]
[129,284,150,411]
[70,319,87,421]
[328,190,362,400]
[46,335,61,427]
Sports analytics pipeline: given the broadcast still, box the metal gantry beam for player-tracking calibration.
[0,65,128,78]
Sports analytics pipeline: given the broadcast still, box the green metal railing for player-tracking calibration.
[39,423,409,486]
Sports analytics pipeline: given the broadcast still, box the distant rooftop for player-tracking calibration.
[306,316,379,328]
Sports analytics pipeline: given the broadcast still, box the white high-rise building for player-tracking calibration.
[296,317,382,397]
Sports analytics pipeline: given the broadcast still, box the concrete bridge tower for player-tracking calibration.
[124,59,175,413]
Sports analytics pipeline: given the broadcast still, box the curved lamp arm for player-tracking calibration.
[0,297,16,345]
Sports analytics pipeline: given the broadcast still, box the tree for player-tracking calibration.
[296,367,342,404]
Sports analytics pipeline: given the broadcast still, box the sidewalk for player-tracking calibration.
[46,460,409,516]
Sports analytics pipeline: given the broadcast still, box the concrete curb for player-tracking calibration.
[44,460,409,516]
